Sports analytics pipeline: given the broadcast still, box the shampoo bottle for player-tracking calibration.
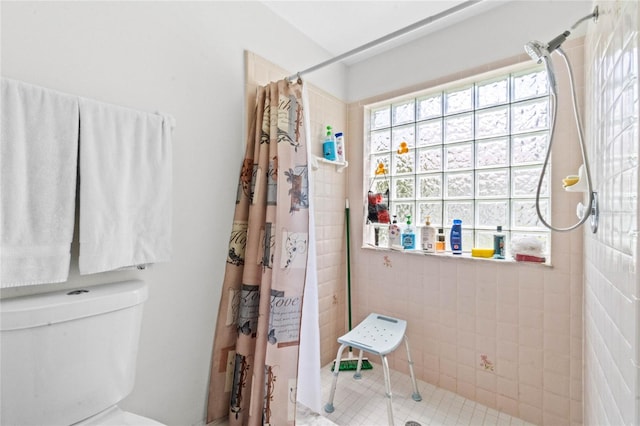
[450,219,462,255]
[422,216,436,253]
[493,225,505,259]
[323,126,336,161]
[401,215,416,250]
[389,215,401,248]
[334,132,345,163]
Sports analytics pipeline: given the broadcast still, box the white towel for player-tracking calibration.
[1,78,79,287]
[78,98,173,275]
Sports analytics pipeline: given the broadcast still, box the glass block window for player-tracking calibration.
[365,66,551,253]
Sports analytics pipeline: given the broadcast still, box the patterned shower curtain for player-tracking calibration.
[207,79,310,426]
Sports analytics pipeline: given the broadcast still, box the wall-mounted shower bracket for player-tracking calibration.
[577,192,599,233]
[590,192,599,233]
[571,6,599,29]
[590,6,599,25]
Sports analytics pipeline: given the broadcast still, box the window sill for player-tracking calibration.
[361,243,552,267]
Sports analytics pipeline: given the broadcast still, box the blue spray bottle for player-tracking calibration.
[323,125,337,161]
[450,219,462,254]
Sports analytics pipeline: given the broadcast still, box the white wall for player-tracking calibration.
[584,1,639,425]
[0,2,345,425]
[347,0,593,102]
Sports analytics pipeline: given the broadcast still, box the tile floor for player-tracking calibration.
[314,362,536,426]
[211,362,536,426]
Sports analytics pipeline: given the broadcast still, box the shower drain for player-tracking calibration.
[405,422,422,426]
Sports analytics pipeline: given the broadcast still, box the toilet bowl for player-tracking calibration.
[0,280,164,426]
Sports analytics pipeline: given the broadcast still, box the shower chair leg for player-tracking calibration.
[324,343,348,413]
[404,336,422,401]
[381,354,395,426]
[354,348,365,379]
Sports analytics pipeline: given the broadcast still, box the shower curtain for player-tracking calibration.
[207,78,315,426]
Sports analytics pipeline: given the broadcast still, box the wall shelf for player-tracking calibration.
[311,155,348,172]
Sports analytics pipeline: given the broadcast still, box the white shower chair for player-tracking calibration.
[324,313,422,426]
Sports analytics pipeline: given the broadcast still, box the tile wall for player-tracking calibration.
[245,52,348,367]
[307,97,349,366]
[347,40,586,425]
[584,2,639,425]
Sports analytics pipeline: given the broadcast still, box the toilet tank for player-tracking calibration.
[0,280,148,426]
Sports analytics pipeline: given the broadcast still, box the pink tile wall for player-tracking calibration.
[306,89,349,366]
[584,2,639,425]
[245,52,348,367]
[347,40,586,425]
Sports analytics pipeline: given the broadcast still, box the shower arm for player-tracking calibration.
[571,6,599,30]
[526,7,599,64]
[535,47,595,232]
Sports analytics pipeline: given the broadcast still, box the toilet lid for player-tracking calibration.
[73,406,165,426]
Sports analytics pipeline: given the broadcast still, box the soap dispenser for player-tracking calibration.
[401,215,416,250]
[422,216,436,253]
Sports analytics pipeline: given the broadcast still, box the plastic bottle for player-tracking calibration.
[389,215,401,248]
[422,216,436,253]
[450,219,462,255]
[401,215,416,250]
[436,228,446,253]
[334,132,345,163]
[493,225,505,259]
[323,126,336,161]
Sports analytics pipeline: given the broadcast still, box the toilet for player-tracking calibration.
[0,280,164,426]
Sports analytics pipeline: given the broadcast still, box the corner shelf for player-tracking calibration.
[311,155,348,172]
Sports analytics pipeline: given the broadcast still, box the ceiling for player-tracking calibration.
[261,1,503,65]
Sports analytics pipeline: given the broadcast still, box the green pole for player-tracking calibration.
[345,199,352,332]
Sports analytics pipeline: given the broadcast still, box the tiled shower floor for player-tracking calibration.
[212,363,536,426]
[311,362,536,426]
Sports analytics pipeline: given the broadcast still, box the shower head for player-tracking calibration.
[525,40,547,63]
[524,40,558,95]
[524,31,571,63]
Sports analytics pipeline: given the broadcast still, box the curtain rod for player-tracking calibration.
[287,0,484,82]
